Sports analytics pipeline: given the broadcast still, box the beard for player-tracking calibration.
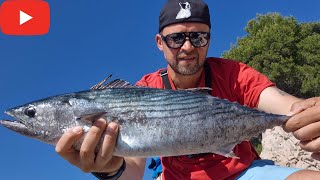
[167,51,205,76]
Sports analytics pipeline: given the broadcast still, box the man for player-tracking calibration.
[55,0,320,179]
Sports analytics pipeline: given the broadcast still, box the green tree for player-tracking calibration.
[222,13,320,98]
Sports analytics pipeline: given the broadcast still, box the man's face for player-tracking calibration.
[156,22,210,76]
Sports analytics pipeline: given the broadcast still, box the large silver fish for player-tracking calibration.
[0,79,290,158]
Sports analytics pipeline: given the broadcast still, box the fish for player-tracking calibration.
[0,78,290,158]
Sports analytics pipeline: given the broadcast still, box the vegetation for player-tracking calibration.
[222,13,320,153]
[223,13,320,98]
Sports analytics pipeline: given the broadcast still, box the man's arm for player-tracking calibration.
[119,157,146,180]
[258,86,320,159]
[257,86,302,115]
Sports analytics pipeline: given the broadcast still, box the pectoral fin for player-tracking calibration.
[214,144,240,159]
[77,112,107,122]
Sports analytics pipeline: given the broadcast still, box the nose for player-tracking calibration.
[180,37,195,52]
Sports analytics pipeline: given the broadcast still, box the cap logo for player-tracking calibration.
[176,2,191,19]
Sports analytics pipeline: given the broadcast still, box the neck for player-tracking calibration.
[168,67,203,89]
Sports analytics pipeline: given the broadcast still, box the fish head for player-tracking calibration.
[1,95,86,145]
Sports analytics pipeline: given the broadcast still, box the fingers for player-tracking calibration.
[293,121,320,141]
[56,119,123,173]
[283,104,320,132]
[95,122,122,172]
[97,122,118,160]
[288,97,320,116]
[300,137,320,152]
[311,153,320,160]
[79,118,107,172]
[55,126,83,166]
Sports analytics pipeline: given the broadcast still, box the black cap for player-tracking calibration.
[159,0,211,32]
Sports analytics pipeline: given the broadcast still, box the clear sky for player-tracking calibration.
[0,0,319,179]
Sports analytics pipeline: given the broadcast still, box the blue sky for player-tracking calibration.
[0,0,319,179]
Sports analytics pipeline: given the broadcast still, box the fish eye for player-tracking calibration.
[24,106,36,118]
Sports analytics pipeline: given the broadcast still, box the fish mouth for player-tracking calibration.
[1,111,38,137]
[3,109,27,127]
[0,119,39,137]
[0,119,27,129]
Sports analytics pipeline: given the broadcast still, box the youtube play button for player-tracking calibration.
[0,0,50,35]
[20,10,33,25]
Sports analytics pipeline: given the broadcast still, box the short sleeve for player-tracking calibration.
[135,69,165,88]
[235,63,275,108]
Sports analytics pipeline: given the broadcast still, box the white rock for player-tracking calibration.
[260,126,320,169]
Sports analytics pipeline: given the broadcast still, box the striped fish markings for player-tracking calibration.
[0,78,290,158]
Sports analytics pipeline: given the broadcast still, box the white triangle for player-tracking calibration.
[20,10,33,25]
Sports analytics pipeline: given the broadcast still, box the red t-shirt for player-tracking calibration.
[136,57,275,180]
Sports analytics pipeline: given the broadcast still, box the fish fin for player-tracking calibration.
[214,150,240,159]
[77,112,107,122]
[214,144,240,159]
[224,151,240,159]
[91,75,138,90]
[90,74,113,90]
[103,79,137,88]
[185,87,212,93]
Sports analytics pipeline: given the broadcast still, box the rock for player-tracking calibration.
[260,126,320,169]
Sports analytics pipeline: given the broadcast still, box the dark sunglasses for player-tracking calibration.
[161,32,210,49]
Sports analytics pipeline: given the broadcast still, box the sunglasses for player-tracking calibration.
[161,32,210,49]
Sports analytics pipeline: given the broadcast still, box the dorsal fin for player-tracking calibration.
[91,75,137,90]
[104,79,136,88]
[90,75,113,90]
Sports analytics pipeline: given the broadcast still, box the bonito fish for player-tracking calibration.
[0,79,290,158]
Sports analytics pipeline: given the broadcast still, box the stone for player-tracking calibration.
[260,126,320,169]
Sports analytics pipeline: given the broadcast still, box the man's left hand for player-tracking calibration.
[283,97,320,159]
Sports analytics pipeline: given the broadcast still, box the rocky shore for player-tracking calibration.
[260,126,320,170]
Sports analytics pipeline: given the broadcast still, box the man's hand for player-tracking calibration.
[283,97,320,159]
[55,118,123,174]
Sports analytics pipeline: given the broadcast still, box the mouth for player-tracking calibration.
[1,111,37,137]
[4,108,27,123]
[0,119,39,137]
[0,119,27,129]
[3,109,26,126]
[178,56,196,61]
[178,57,197,64]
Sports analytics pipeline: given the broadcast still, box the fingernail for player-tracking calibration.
[107,122,118,133]
[72,126,83,134]
[94,119,105,127]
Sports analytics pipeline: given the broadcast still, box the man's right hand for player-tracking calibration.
[55,118,124,174]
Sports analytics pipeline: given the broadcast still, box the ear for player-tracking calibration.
[156,34,164,51]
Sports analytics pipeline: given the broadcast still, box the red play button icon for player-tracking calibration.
[0,0,50,35]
